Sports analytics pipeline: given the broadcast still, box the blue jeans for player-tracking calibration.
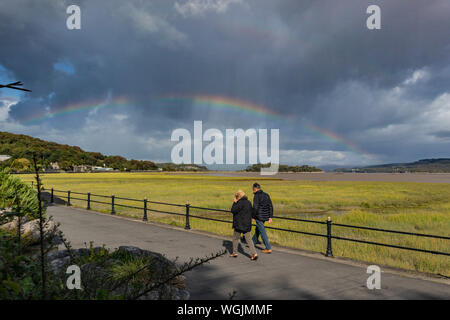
[252,219,271,250]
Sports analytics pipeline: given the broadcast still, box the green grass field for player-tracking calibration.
[20,172,450,277]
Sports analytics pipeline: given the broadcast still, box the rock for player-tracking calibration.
[52,235,63,245]
[47,249,70,261]
[40,245,191,300]
[73,248,90,257]
[21,219,57,242]
[171,287,190,300]
[117,246,175,272]
[0,216,29,231]
[92,246,107,255]
[0,207,12,216]
[22,220,41,242]
[139,290,160,300]
[23,223,40,242]
[118,246,142,257]
[140,286,190,300]
[80,262,99,272]
[0,220,17,231]
[50,256,70,273]
[80,262,110,280]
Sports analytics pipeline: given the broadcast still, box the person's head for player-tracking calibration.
[235,190,245,200]
[252,182,261,193]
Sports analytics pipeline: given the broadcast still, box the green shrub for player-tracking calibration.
[0,170,43,220]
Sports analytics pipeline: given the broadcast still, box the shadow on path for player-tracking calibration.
[47,205,450,300]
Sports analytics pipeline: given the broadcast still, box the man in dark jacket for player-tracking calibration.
[251,183,273,253]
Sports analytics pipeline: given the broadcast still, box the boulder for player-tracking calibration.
[50,256,71,273]
[118,246,142,257]
[171,287,190,300]
[73,248,91,257]
[52,235,63,245]
[137,285,190,300]
[22,219,56,242]
[43,245,190,300]
[0,207,12,216]
[47,249,70,261]
[92,246,106,255]
[0,216,29,231]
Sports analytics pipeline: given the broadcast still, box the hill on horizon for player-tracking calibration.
[335,158,450,173]
[0,131,206,172]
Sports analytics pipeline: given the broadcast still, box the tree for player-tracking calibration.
[11,158,31,172]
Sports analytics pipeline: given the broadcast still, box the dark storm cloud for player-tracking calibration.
[0,0,449,164]
[432,131,450,139]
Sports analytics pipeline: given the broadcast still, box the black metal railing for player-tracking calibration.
[46,187,450,258]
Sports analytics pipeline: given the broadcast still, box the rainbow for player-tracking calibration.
[23,96,131,124]
[159,94,285,120]
[22,93,375,161]
[303,123,376,161]
[159,94,375,161]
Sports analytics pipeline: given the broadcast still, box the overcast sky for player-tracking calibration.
[0,0,449,168]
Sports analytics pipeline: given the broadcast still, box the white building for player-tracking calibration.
[50,162,60,170]
[92,166,114,172]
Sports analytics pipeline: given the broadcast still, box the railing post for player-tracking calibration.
[143,198,148,221]
[87,193,91,210]
[185,204,191,230]
[325,216,333,257]
[67,190,71,206]
[51,188,54,204]
[111,195,115,215]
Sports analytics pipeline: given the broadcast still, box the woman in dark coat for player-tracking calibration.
[230,190,258,260]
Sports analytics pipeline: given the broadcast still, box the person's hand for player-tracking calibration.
[233,197,237,203]
[268,218,272,224]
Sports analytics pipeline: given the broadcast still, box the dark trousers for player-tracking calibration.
[233,230,257,255]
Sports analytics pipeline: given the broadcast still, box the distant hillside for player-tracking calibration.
[245,163,322,173]
[335,158,450,173]
[0,131,157,172]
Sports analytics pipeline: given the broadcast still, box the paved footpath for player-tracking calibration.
[48,205,450,300]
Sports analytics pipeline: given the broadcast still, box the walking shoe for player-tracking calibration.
[229,253,238,258]
[261,249,272,254]
[251,254,258,261]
